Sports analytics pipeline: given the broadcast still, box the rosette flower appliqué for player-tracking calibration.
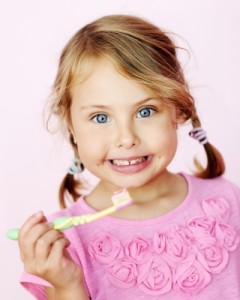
[88,197,239,296]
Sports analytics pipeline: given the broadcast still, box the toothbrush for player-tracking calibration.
[7,189,132,240]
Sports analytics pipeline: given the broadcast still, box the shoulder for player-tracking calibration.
[183,172,240,197]
[47,195,87,221]
[45,195,92,263]
[183,172,240,229]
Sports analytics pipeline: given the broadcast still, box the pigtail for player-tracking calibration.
[191,115,225,178]
[58,133,84,209]
[59,174,81,208]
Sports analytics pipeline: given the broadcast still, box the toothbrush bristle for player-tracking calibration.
[112,188,132,209]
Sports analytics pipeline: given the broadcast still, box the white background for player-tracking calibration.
[0,0,239,298]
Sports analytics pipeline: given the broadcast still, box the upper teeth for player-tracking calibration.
[112,157,146,166]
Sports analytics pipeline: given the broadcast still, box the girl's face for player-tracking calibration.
[70,58,178,191]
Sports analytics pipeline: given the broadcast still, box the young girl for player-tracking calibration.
[18,14,240,299]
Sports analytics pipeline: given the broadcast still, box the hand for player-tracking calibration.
[18,211,84,290]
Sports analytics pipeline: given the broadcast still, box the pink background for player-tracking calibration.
[1,0,239,298]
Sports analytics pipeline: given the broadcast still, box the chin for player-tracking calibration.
[109,177,152,190]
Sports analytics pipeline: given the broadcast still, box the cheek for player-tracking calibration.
[76,136,98,154]
[74,129,107,163]
[76,143,101,167]
[148,124,178,154]
[167,131,178,153]
[75,127,107,148]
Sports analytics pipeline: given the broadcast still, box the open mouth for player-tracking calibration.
[110,156,148,166]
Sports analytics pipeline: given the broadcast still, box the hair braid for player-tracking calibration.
[58,133,84,208]
[191,115,225,178]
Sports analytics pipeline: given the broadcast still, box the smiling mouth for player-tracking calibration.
[110,156,148,166]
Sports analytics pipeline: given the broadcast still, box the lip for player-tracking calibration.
[106,155,152,174]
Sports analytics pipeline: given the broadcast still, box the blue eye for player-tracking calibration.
[137,107,154,118]
[92,114,110,123]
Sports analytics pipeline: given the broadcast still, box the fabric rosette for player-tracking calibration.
[138,256,172,295]
[125,236,152,264]
[202,197,230,222]
[154,226,191,268]
[107,260,138,288]
[194,241,229,274]
[188,215,217,246]
[173,252,211,296]
[87,196,239,297]
[88,232,124,264]
[215,222,240,252]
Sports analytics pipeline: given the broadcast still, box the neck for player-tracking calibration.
[93,170,181,206]
[131,171,176,204]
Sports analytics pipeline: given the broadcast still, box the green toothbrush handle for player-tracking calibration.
[7,216,74,241]
[7,228,19,240]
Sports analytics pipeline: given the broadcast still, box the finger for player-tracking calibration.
[18,211,44,260]
[32,238,71,283]
[18,211,44,243]
[47,237,71,266]
[35,229,65,262]
[24,223,54,260]
[19,218,53,261]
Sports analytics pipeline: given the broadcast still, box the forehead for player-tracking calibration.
[70,58,153,104]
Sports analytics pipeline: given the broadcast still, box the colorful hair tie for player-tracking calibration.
[189,127,208,145]
[68,158,83,175]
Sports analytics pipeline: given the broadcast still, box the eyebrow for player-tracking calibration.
[78,97,157,111]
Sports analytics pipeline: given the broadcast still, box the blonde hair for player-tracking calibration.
[48,14,225,208]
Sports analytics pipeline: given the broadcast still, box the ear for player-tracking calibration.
[169,106,179,128]
[175,109,186,125]
[67,116,77,145]
[72,133,77,145]
[68,129,77,145]
[170,108,186,129]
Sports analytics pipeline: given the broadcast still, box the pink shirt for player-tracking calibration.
[20,173,240,299]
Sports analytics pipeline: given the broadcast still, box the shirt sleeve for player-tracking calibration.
[20,273,51,300]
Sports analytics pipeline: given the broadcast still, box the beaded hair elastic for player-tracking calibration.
[189,127,208,145]
[68,158,83,175]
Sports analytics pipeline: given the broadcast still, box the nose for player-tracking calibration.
[115,122,140,149]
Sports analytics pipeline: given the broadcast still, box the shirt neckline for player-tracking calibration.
[77,172,194,226]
